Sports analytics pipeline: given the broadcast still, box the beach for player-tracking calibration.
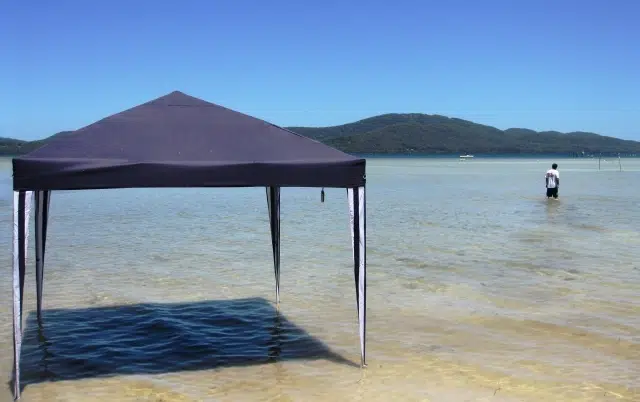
[0,156,638,401]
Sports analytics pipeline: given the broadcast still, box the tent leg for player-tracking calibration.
[348,186,366,368]
[266,186,281,307]
[35,191,51,325]
[13,191,33,400]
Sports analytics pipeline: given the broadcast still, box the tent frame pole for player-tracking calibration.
[266,186,281,307]
[348,186,367,368]
[12,191,33,400]
[35,190,51,325]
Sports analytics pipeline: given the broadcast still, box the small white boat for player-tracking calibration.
[459,154,474,160]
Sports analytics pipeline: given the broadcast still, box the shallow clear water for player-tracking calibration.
[0,156,638,401]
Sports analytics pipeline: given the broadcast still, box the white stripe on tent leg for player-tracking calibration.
[266,186,281,306]
[348,186,367,368]
[357,186,366,367]
[13,191,33,400]
[35,190,51,324]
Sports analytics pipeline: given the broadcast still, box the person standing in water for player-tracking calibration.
[545,163,560,199]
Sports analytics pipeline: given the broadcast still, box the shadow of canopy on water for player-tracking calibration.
[9,91,368,400]
[15,297,357,390]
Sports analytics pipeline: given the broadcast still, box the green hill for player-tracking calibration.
[0,137,27,156]
[0,131,74,156]
[291,114,640,155]
[1,114,638,156]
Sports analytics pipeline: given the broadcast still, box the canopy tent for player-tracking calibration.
[10,91,367,399]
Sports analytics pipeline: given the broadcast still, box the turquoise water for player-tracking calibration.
[0,156,638,401]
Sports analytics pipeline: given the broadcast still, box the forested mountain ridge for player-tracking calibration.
[289,114,640,155]
[1,114,638,156]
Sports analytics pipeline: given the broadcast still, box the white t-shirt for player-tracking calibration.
[545,169,559,189]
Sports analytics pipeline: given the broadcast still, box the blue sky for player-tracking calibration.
[1,0,639,140]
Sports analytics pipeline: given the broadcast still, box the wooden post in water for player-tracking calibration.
[618,153,622,171]
[599,153,601,170]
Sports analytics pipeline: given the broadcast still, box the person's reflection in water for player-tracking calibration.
[545,195,562,225]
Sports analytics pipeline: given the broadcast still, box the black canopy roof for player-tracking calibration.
[13,91,366,191]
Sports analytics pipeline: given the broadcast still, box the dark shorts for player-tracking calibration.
[546,187,558,198]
